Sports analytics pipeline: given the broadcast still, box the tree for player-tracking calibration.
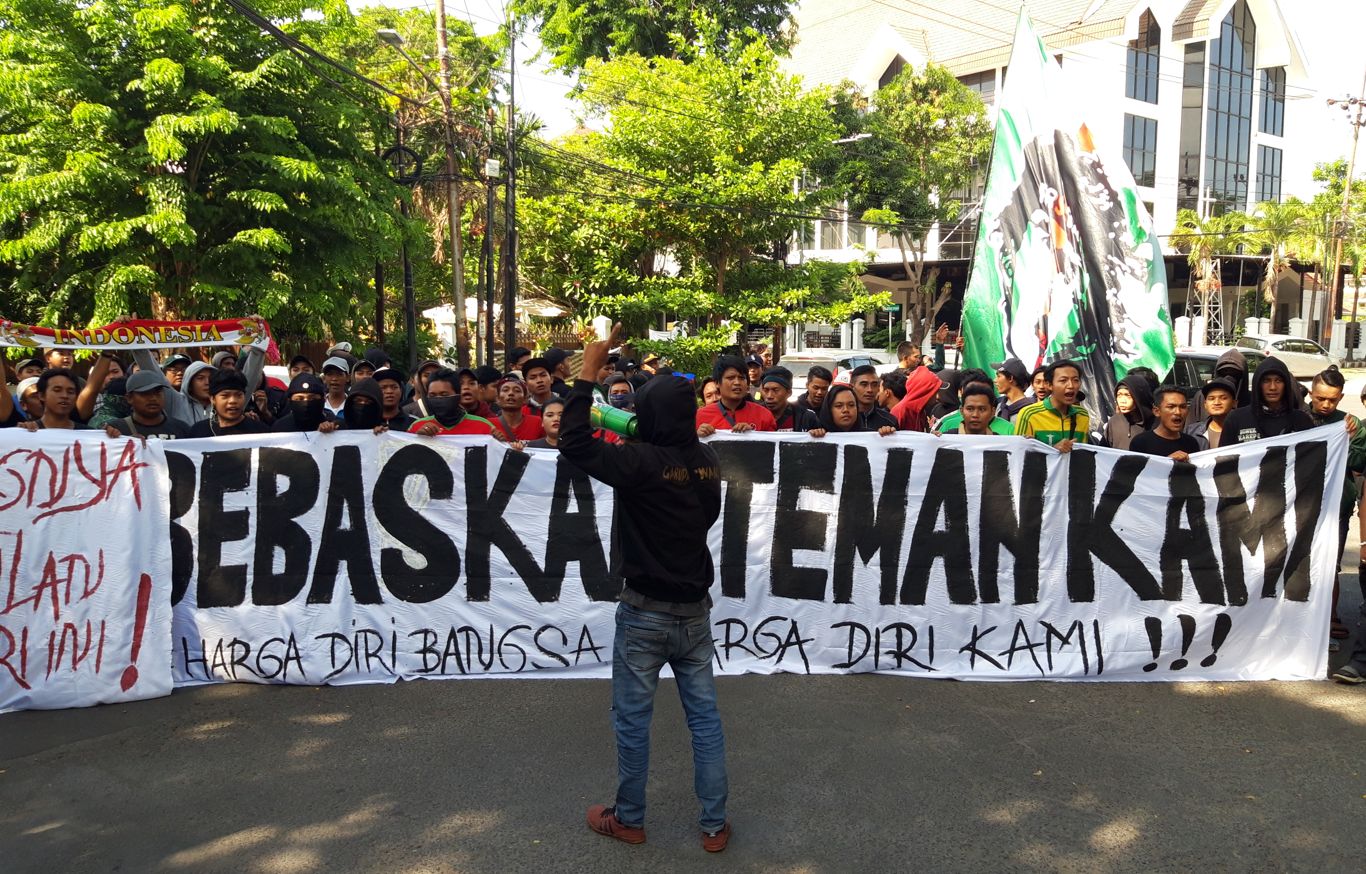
[815,66,993,346]
[1247,198,1306,316]
[1169,208,1250,341]
[511,0,793,74]
[514,33,888,362]
[0,0,407,339]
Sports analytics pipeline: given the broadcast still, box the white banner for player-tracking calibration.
[0,432,173,712]
[153,428,1343,688]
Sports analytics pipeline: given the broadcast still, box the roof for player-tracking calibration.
[784,0,1135,86]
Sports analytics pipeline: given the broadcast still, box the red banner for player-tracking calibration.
[1,317,275,358]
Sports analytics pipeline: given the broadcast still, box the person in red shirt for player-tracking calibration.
[695,355,776,436]
[892,364,942,432]
[408,368,496,436]
[491,375,545,441]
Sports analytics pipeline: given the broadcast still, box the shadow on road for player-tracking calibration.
[1,666,1362,873]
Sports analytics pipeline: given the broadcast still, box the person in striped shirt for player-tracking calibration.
[1013,359,1089,452]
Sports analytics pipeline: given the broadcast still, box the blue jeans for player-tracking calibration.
[611,601,728,831]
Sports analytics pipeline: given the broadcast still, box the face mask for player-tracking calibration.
[349,403,381,430]
[424,395,463,426]
[290,397,324,428]
[608,392,634,410]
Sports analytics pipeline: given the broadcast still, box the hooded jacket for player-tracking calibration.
[817,384,867,433]
[179,361,215,424]
[892,365,942,432]
[927,368,960,425]
[1101,374,1155,450]
[1222,356,1313,444]
[559,375,722,604]
[342,378,384,430]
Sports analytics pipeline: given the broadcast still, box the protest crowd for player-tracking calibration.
[4,326,1365,693]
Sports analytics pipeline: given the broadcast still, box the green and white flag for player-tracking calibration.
[961,11,1175,422]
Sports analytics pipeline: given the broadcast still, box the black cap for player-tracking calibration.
[991,358,1030,388]
[287,373,325,396]
[162,354,191,370]
[745,355,764,368]
[616,358,639,373]
[371,367,405,385]
[508,346,532,363]
[543,347,571,370]
[521,357,550,377]
[1201,376,1238,399]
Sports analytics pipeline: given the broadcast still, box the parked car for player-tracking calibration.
[1166,346,1266,394]
[1232,334,1339,378]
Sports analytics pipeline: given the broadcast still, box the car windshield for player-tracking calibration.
[1234,337,1263,350]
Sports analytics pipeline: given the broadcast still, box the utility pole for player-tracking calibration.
[502,15,519,371]
[484,154,500,366]
[433,3,469,367]
[1328,68,1366,332]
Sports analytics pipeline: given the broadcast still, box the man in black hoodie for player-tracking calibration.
[560,324,730,853]
[1222,357,1313,445]
[271,373,335,432]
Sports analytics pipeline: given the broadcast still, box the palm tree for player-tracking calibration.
[1169,209,1251,343]
[1246,199,1306,318]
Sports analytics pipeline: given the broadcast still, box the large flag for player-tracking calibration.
[961,12,1175,425]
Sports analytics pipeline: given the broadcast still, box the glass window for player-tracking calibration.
[819,208,845,250]
[1234,337,1261,350]
[879,56,907,90]
[1260,67,1285,136]
[1272,340,1289,351]
[1177,42,1206,212]
[1126,10,1161,103]
[1304,340,1326,355]
[1123,114,1158,187]
[1203,1,1256,216]
[1256,144,1282,203]
[958,70,996,105]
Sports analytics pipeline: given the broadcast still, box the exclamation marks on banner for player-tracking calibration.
[1143,613,1231,673]
[1199,614,1233,668]
[119,574,153,692]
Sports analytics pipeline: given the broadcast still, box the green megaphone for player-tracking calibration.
[590,403,638,439]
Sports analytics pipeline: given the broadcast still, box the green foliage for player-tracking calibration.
[630,325,741,380]
[0,0,446,342]
[511,1,793,74]
[812,65,991,345]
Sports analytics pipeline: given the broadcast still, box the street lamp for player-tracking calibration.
[376,26,470,367]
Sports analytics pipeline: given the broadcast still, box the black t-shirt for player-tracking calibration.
[1129,429,1200,458]
[109,415,191,440]
[187,417,271,438]
[1,406,21,428]
[526,438,559,449]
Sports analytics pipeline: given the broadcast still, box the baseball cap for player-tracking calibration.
[16,376,39,398]
[991,358,1030,388]
[125,371,167,394]
[371,367,406,385]
[287,373,325,396]
[321,356,352,374]
[616,358,639,373]
[642,352,660,364]
[521,357,550,377]
[325,341,353,356]
[543,347,571,370]
[1201,376,1238,399]
[745,355,763,368]
[13,356,43,372]
[162,354,191,370]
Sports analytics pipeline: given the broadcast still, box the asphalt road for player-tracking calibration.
[2,378,1365,873]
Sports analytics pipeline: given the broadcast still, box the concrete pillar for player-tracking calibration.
[852,317,867,349]
[840,321,853,349]
[1288,316,1307,339]
[1331,319,1349,358]
[1256,317,1271,335]
[1174,316,1192,347]
[592,315,612,342]
[1243,317,1259,337]
[1191,315,1208,346]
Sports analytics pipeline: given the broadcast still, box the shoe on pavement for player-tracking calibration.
[1331,664,1364,684]
[586,804,646,844]
[702,822,731,853]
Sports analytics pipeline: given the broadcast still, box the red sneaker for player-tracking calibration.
[701,822,731,853]
[586,804,646,845]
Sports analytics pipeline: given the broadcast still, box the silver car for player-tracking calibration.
[1233,334,1339,379]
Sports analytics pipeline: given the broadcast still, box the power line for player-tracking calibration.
[222,0,429,109]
